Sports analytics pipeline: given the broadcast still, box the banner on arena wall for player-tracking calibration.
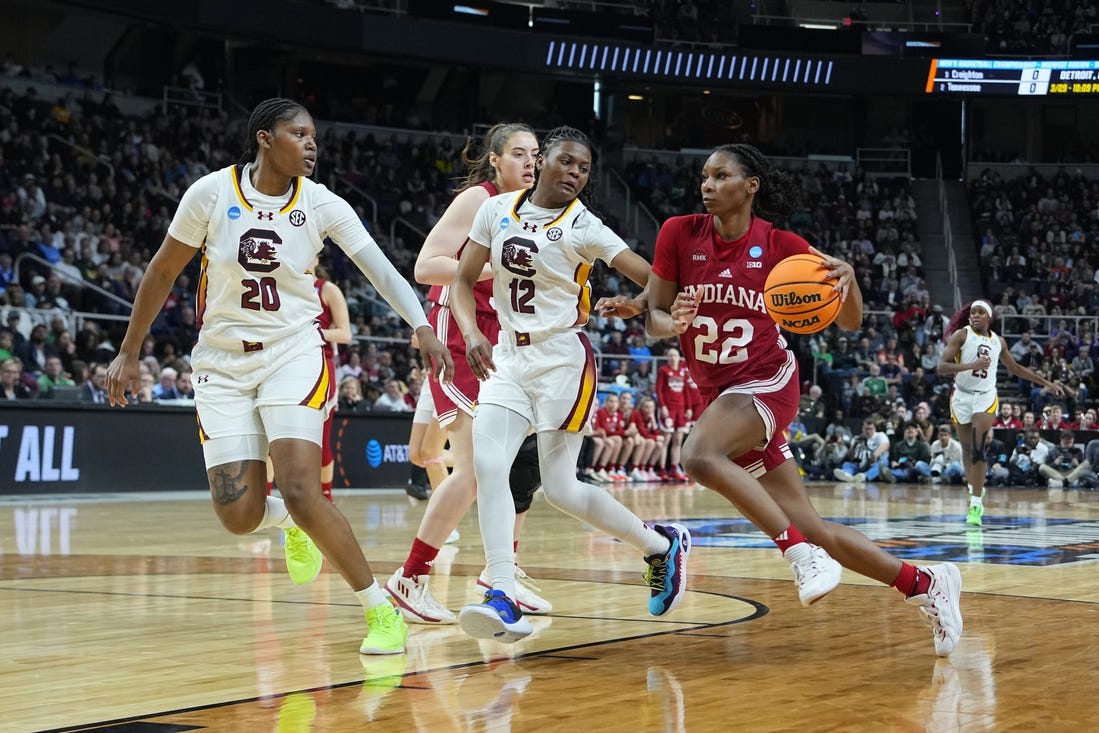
[0,404,413,494]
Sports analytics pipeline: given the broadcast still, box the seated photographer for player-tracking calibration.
[833,418,891,483]
[1007,428,1051,488]
[1038,429,1086,488]
[930,424,965,484]
[882,422,932,483]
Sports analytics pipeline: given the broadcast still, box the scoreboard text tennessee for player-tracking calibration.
[925,59,1099,96]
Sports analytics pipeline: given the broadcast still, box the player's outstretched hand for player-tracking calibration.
[595,294,645,320]
[415,325,454,384]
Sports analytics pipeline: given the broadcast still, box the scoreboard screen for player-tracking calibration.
[925,58,1099,96]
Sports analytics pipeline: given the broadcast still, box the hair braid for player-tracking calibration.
[240,98,307,163]
[535,125,599,211]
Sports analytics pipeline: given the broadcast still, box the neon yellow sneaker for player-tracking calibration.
[276,691,316,733]
[360,602,409,655]
[283,527,323,585]
[965,503,983,527]
[358,652,408,720]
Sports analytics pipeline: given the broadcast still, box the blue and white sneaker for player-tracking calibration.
[458,589,533,643]
[644,523,691,616]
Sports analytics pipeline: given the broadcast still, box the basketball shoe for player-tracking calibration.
[360,602,409,655]
[357,652,407,721]
[275,692,317,733]
[784,542,842,606]
[384,569,456,624]
[906,562,963,656]
[966,501,983,526]
[459,589,533,643]
[644,523,691,616]
[476,566,553,614]
[283,527,323,585]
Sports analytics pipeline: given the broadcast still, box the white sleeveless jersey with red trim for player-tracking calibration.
[428,181,497,315]
[954,326,1001,392]
[168,164,372,351]
[651,214,808,392]
[468,190,629,337]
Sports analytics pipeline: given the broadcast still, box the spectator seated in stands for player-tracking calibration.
[1039,429,1087,488]
[80,362,109,404]
[833,418,891,483]
[337,375,370,412]
[0,357,34,399]
[151,366,182,400]
[786,416,825,476]
[930,424,965,484]
[36,354,73,397]
[1039,403,1075,431]
[993,402,1023,429]
[1006,428,1052,488]
[373,378,411,412]
[881,421,932,483]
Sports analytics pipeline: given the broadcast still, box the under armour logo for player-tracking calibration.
[522,222,538,233]
[257,211,274,221]
[196,374,210,384]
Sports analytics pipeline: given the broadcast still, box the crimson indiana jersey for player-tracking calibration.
[427,181,498,316]
[651,214,809,392]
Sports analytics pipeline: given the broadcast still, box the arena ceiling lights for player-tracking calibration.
[544,40,835,89]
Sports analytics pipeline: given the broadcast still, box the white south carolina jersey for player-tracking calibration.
[168,164,373,351]
[468,189,629,339]
[953,325,1001,392]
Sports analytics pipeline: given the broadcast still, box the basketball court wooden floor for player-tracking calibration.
[4,480,1099,733]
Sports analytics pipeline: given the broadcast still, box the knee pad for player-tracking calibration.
[509,434,541,513]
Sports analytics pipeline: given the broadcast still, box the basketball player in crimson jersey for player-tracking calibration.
[645,143,963,655]
[655,347,691,480]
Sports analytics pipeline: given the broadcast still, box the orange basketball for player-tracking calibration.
[763,254,842,334]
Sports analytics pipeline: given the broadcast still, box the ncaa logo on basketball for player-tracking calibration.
[782,314,821,329]
[288,210,306,227]
[228,206,242,220]
[547,227,563,241]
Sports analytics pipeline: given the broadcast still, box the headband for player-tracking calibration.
[971,300,993,317]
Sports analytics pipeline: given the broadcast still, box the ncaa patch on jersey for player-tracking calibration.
[228,206,242,220]
[499,217,510,230]
[749,245,763,258]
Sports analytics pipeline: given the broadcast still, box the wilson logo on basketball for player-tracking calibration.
[770,291,823,307]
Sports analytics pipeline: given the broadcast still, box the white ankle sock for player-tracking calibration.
[355,581,389,610]
[254,496,294,531]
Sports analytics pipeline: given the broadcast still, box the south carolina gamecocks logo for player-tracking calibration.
[238,228,282,273]
[501,236,538,277]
